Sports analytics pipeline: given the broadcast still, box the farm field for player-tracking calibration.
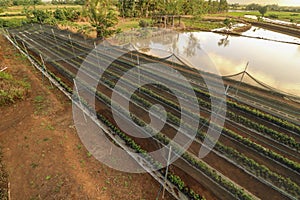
[207,11,300,23]
[3,24,300,200]
[0,33,177,200]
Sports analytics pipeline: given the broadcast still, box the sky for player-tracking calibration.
[227,0,300,6]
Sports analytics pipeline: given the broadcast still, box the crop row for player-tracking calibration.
[40,40,300,198]
[144,52,300,134]
[38,28,300,138]
[43,52,255,200]
[101,51,300,152]
[35,33,300,178]
[97,65,300,198]
[82,53,300,174]
[14,32,300,198]
[103,52,300,150]
[32,31,300,175]
[15,35,250,199]
[22,46,207,200]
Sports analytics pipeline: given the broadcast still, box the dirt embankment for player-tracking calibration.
[0,35,175,200]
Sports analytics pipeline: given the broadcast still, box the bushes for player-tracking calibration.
[53,8,81,22]
[32,9,52,23]
[0,18,28,28]
[268,14,279,19]
[139,19,150,28]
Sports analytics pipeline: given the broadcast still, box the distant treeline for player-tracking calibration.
[0,0,42,6]
[230,3,300,13]
[116,0,228,17]
[51,0,229,16]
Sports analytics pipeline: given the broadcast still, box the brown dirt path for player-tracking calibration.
[0,35,175,200]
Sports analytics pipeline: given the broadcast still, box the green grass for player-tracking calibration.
[0,17,28,27]
[0,71,30,106]
[116,19,140,31]
[182,18,224,30]
[33,95,49,115]
[0,16,26,19]
[116,18,153,31]
[209,11,300,23]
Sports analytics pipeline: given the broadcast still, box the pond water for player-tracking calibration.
[130,29,300,96]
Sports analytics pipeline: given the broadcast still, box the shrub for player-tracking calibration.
[139,19,149,28]
[268,14,278,19]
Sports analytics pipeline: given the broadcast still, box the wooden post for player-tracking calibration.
[179,16,181,26]
[172,16,175,27]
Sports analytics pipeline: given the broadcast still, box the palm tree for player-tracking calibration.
[85,0,118,38]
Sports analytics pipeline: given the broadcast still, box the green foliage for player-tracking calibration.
[258,6,268,17]
[53,8,80,21]
[223,18,232,28]
[0,18,28,27]
[245,3,261,11]
[0,71,30,106]
[32,9,52,23]
[138,19,149,27]
[117,0,228,18]
[11,0,42,6]
[85,0,119,38]
[268,13,278,19]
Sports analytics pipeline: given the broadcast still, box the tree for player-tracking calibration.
[118,0,137,18]
[246,3,260,10]
[85,0,119,38]
[219,0,228,12]
[258,6,268,17]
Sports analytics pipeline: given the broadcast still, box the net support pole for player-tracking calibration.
[12,35,17,45]
[39,53,53,87]
[22,41,35,69]
[137,54,140,93]
[225,85,230,95]
[39,54,53,87]
[73,79,87,123]
[69,34,76,57]
[162,146,172,199]
[39,54,46,83]
[235,62,249,96]
[51,29,58,46]
[22,41,28,54]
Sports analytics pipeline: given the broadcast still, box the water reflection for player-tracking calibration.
[130,30,300,96]
[218,35,230,47]
[183,33,201,57]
